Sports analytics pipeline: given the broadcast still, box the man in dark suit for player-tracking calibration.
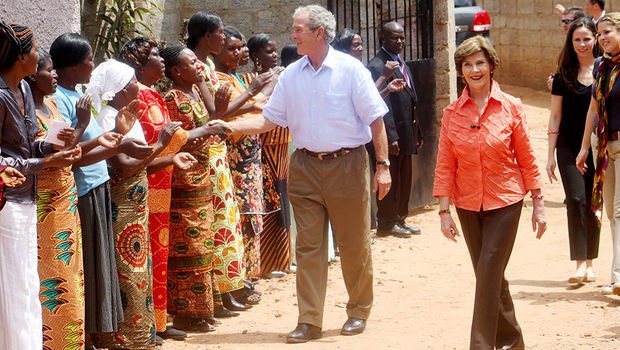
[367,21,422,238]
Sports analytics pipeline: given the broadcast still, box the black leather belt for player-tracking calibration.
[610,131,620,141]
[300,147,357,160]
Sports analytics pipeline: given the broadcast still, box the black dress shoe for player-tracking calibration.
[399,223,422,235]
[214,305,240,318]
[376,224,412,238]
[155,334,164,345]
[222,292,252,311]
[286,323,322,343]
[341,317,366,335]
[156,326,187,340]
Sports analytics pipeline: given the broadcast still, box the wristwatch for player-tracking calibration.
[376,159,390,167]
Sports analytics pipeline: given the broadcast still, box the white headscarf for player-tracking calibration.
[86,59,135,113]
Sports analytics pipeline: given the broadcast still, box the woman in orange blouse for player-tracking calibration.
[433,36,546,350]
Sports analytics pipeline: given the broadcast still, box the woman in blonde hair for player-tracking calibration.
[433,35,546,350]
[577,12,620,295]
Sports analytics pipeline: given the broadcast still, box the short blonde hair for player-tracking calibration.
[454,35,499,77]
[598,12,620,32]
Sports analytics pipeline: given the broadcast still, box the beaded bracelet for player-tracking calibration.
[438,208,451,215]
[547,131,559,135]
[530,194,544,200]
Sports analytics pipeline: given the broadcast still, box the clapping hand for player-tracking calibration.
[387,78,406,93]
[172,152,197,170]
[119,138,154,159]
[75,93,93,127]
[215,83,232,114]
[248,71,273,95]
[115,100,144,135]
[97,131,124,149]
[45,146,82,168]
[383,61,399,78]
[205,119,232,139]
[0,167,26,188]
[157,122,182,148]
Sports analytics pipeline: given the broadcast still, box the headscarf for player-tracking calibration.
[0,20,33,68]
[592,52,620,226]
[86,59,135,113]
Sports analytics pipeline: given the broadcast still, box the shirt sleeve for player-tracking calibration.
[352,64,388,125]
[0,102,45,175]
[551,73,566,96]
[432,108,457,198]
[263,70,289,128]
[511,103,543,191]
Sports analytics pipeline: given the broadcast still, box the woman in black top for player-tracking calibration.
[548,17,600,285]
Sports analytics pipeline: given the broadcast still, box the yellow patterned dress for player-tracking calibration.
[36,97,85,350]
[198,59,246,293]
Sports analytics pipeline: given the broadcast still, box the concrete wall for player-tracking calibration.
[476,0,618,90]
[0,0,81,50]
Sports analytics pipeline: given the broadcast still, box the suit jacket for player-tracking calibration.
[367,50,422,155]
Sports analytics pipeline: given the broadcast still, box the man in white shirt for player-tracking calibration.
[218,4,391,344]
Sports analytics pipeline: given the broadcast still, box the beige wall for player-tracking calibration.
[0,0,81,49]
[476,0,617,90]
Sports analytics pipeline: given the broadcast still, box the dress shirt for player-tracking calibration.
[53,86,110,197]
[263,47,388,152]
[433,81,542,211]
[0,77,53,204]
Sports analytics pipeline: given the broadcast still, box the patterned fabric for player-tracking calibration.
[260,128,292,274]
[216,72,265,279]
[198,58,220,94]
[136,84,188,332]
[94,171,155,349]
[593,53,620,223]
[165,88,215,317]
[36,97,86,350]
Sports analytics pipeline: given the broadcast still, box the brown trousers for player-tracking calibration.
[288,146,373,328]
[456,201,525,350]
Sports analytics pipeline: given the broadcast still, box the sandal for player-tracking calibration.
[173,316,216,332]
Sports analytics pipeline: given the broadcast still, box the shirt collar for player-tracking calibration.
[299,46,339,72]
[382,47,400,62]
[454,79,503,111]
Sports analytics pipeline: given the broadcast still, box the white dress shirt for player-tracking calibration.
[263,47,388,153]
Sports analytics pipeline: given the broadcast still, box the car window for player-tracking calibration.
[455,0,476,7]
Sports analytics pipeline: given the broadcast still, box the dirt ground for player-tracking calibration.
[163,85,620,349]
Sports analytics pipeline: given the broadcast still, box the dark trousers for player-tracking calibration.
[457,201,525,350]
[371,150,412,229]
[557,146,600,260]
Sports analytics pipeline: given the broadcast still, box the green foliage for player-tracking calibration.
[93,0,161,61]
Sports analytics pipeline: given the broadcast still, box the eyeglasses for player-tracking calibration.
[561,18,574,24]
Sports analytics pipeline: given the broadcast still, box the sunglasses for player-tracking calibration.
[561,18,574,24]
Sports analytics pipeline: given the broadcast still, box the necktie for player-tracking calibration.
[399,56,411,87]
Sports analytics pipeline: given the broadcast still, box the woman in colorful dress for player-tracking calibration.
[118,37,197,342]
[246,33,292,278]
[160,45,241,330]
[186,12,258,315]
[87,59,188,349]
[27,49,90,350]
[0,22,81,350]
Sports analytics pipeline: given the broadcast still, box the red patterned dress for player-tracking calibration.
[136,83,188,332]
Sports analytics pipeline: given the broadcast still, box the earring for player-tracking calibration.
[255,59,263,72]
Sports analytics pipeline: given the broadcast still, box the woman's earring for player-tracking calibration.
[255,59,262,72]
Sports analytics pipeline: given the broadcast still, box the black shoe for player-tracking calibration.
[222,292,252,311]
[376,224,412,238]
[286,323,322,343]
[399,223,421,235]
[214,305,240,318]
[155,334,164,345]
[341,317,366,336]
[156,326,187,340]
[205,316,222,325]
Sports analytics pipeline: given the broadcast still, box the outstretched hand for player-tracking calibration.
[0,167,26,188]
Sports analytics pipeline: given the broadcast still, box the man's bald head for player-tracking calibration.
[381,21,405,55]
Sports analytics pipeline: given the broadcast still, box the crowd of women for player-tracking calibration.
[5,3,620,350]
[0,9,328,350]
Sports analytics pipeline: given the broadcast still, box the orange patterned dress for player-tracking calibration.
[36,97,85,350]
